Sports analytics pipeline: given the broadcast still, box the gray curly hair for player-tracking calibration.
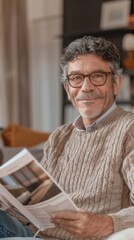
[60,35,121,83]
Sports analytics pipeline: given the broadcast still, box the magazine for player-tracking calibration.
[0,149,78,231]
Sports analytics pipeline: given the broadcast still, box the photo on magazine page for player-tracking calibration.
[0,160,62,206]
[0,149,78,230]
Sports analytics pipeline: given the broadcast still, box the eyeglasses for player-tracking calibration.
[66,71,114,88]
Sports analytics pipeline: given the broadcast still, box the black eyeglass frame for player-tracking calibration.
[66,71,114,88]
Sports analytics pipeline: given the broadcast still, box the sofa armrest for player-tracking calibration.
[2,124,51,147]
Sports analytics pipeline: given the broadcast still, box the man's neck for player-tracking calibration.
[74,102,117,131]
[83,102,117,128]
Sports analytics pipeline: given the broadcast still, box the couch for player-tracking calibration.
[1,125,134,240]
[0,124,51,239]
[0,123,51,164]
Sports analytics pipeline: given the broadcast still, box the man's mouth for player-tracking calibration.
[77,99,100,106]
[78,98,99,102]
[76,93,103,101]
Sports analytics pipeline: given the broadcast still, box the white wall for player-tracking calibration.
[27,0,63,132]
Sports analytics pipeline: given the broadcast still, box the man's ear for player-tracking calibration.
[64,82,71,100]
[114,75,122,97]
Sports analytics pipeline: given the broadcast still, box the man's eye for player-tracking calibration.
[72,75,83,81]
[92,73,103,78]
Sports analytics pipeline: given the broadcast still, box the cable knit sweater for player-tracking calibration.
[40,107,134,240]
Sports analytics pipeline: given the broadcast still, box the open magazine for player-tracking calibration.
[0,149,78,231]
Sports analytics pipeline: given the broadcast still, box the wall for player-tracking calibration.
[27,0,63,131]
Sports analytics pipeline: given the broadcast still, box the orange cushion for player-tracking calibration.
[2,124,51,147]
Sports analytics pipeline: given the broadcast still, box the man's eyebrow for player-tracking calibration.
[67,71,81,75]
[68,69,108,75]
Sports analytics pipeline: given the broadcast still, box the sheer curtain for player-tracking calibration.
[0,0,9,127]
[0,0,30,128]
[27,0,63,131]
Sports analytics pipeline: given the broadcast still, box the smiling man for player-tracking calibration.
[0,36,134,240]
[64,54,121,127]
[42,36,134,240]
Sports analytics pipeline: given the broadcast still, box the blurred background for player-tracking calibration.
[0,0,134,132]
[0,0,63,132]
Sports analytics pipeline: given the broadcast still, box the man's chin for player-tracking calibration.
[79,109,103,119]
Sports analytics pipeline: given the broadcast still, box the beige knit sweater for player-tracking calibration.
[40,107,134,240]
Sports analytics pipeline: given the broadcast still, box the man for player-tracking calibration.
[0,35,134,240]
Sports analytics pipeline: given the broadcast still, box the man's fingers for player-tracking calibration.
[52,217,77,227]
[51,210,82,220]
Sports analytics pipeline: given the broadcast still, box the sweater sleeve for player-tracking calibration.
[109,131,134,232]
[109,207,134,232]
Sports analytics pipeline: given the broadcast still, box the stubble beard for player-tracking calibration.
[78,103,105,119]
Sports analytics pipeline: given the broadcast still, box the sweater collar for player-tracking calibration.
[73,102,117,131]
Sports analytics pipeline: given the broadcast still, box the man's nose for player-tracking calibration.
[81,77,95,91]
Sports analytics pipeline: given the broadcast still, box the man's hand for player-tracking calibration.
[51,210,114,238]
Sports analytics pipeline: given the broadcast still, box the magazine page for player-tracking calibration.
[0,149,78,231]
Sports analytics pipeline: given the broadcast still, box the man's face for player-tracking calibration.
[64,54,121,126]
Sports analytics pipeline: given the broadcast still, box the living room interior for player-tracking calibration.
[0,0,63,133]
[0,0,134,162]
[0,2,134,239]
